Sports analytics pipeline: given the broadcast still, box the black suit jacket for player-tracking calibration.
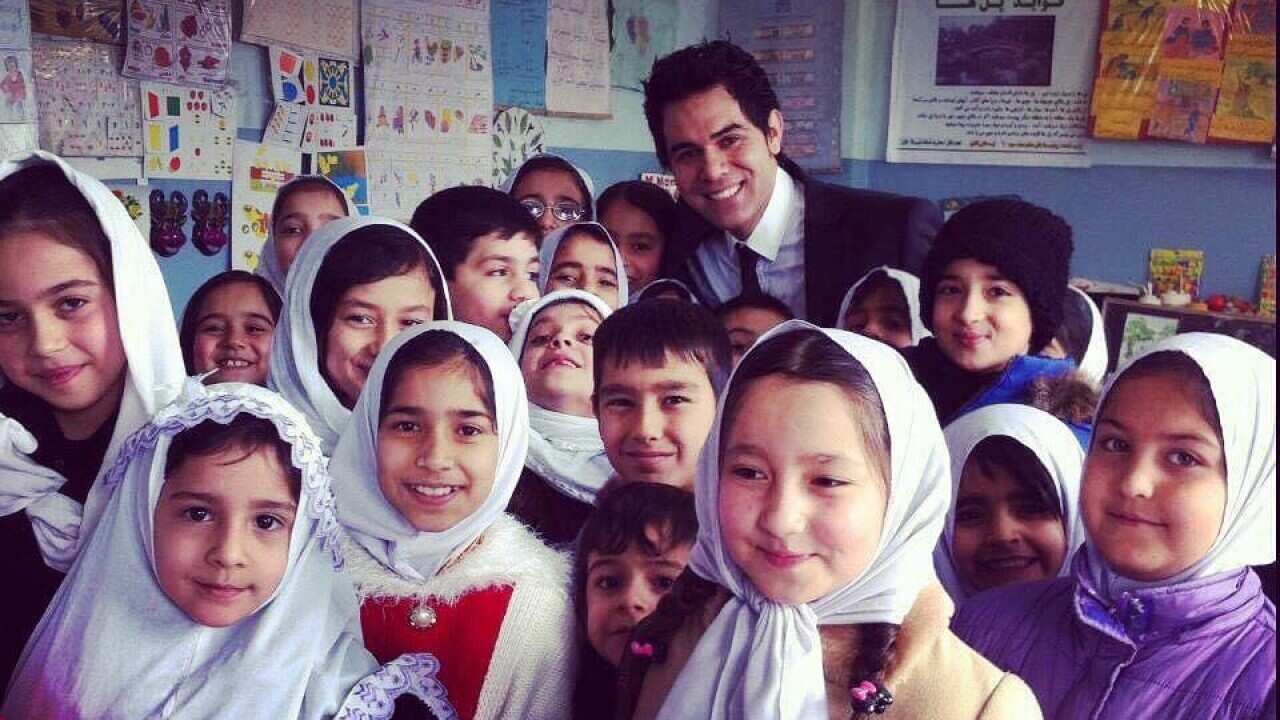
[671,156,943,327]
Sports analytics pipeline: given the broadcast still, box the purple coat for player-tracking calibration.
[953,552,1275,719]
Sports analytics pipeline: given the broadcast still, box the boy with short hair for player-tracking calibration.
[593,300,731,490]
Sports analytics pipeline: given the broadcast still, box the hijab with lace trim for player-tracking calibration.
[256,175,355,296]
[537,222,629,308]
[1086,332,1275,598]
[836,265,931,346]
[934,403,1086,602]
[659,320,950,720]
[507,290,615,505]
[0,151,186,571]
[330,322,529,582]
[3,382,380,719]
[266,216,451,454]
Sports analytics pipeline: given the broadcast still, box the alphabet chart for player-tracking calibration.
[141,81,235,179]
[32,38,143,156]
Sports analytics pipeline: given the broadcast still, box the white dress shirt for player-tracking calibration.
[689,165,807,318]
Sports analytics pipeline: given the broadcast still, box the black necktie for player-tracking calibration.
[737,243,762,295]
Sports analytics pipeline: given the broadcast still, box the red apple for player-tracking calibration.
[1206,294,1229,312]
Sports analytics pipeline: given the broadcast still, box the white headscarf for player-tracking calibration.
[332,321,529,582]
[836,265,931,346]
[0,151,186,571]
[267,216,451,454]
[499,152,596,202]
[256,175,355,296]
[537,221,629,308]
[1067,286,1108,387]
[3,381,377,720]
[507,290,615,505]
[1087,332,1276,594]
[632,278,700,305]
[934,403,1086,602]
[660,320,950,720]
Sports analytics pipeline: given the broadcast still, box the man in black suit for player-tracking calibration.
[642,41,942,327]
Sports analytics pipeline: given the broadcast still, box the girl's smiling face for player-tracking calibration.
[718,376,888,604]
[0,231,127,440]
[519,302,601,417]
[190,281,275,385]
[601,199,665,291]
[931,258,1033,373]
[1082,372,1227,581]
[546,231,622,309]
[272,186,347,277]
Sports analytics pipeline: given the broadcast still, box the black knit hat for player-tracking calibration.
[919,199,1073,354]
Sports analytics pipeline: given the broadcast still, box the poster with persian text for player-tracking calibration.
[362,0,494,220]
[546,0,610,117]
[887,0,1100,167]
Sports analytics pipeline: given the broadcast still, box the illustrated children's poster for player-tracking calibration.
[32,39,143,156]
[122,0,232,88]
[302,109,358,151]
[610,0,677,92]
[269,46,357,151]
[263,102,306,148]
[0,51,34,124]
[1148,248,1205,297]
[0,0,31,49]
[492,0,546,109]
[242,0,359,59]
[104,180,152,240]
[492,106,545,186]
[546,0,610,117]
[269,46,316,105]
[141,82,235,180]
[362,0,494,220]
[1119,311,1180,364]
[231,139,301,272]
[314,148,369,215]
[30,0,124,44]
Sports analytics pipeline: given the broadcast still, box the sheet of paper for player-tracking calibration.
[0,121,35,156]
[301,109,358,151]
[122,0,232,88]
[609,0,676,92]
[30,1,123,44]
[491,0,546,109]
[33,39,143,156]
[231,139,301,272]
[0,0,31,49]
[314,148,369,215]
[491,106,544,186]
[362,0,494,220]
[263,102,306,148]
[545,0,609,117]
[242,0,358,59]
[887,0,1100,167]
[141,82,235,180]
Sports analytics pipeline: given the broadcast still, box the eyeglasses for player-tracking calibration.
[520,198,586,223]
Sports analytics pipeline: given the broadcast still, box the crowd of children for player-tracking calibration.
[0,117,1273,720]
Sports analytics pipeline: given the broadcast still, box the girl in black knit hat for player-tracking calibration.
[905,199,1092,444]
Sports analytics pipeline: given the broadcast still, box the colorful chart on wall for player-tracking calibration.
[314,148,369,215]
[609,0,676,92]
[242,0,359,60]
[29,0,123,44]
[32,39,143,156]
[268,46,357,151]
[263,102,306,148]
[546,0,611,117]
[362,0,494,220]
[492,107,545,186]
[141,82,235,180]
[231,139,301,272]
[122,0,232,88]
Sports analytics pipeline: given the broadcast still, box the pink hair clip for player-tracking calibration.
[850,679,893,714]
[629,641,655,658]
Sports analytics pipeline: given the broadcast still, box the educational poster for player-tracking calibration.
[314,148,369,215]
[242,0,359,59]
[0,0,31,49]
[887,0,1100,167]
[609,0,677,92]
[141,82,235,180]
[269,47,357,151]
[640,171,677,198]
[269,46,317,105]
[32,39,143,156]
[30,0,123,44]
[492,0,546,109]
[1207,51,1275,143]
[1118,311,1180,363]
[492,107,545,186]
[231,140,301,272]
[0,51,34,124]
[302,109,358,151]
[262,102,306,148]
[362,0,494,220]
[546,0,610,117]
[1148,247,1205,297]
[720,0,845,172]
[104,180,152,240]
[122,0,232,88]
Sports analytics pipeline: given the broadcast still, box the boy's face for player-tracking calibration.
[449,231,540,342]
[191,281,275,385]
[844,283,913,350]
[585,526,692,667]
[520,303,600,417]
[596,352,717,490]
[546,232,622,309]
[931,258,1033,373]
[154,444,297,627]
[721,306,788,366]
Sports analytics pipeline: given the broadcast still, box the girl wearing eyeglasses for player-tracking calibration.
[503,154,596,235]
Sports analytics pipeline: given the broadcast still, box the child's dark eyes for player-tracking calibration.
[457,423,488,438]
[629,242,653,254]
[729,465,766,482]
[935,283,961,296]
[247,322,273,335]
[0,310,20,329]
[1097,436,1129,453]
[663,395,691,406]
[593,575,621,592]
[1168,450,1201,468]
[651,575,678,592]
[57,296,89,314]
[344,313,376,326]
[955,506,985,525]
[602,396,635,409]
[577,331,594,344]
[183,506,212,523]
[255,514,286,531]
[387,419,419,434]
[811,476,849,489]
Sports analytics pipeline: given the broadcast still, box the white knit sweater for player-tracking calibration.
[342,514,578,720]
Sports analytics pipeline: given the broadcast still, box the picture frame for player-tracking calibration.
[1101,297,1277,373]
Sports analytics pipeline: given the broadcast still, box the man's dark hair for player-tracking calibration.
[410,186,542,280]
[592,299,732,400]
[642,40,781,167]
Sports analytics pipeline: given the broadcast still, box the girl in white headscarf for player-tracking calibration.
[3,381,458,720]
[954,333,1276,719]
[501,153,596,236]
[620,320,1040,720]
[257,175,354,296]
[332,322,576,720]
[538,221,629,309]
[267,216,451,453]
[507,289,614,545]
[1041,286,1108,387]
[837,266,930,350]
[0,152,186,683]
[934,404,1086,604]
